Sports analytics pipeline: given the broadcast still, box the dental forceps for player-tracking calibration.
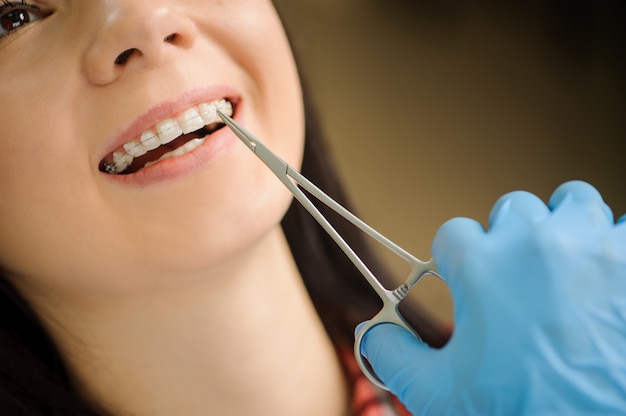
[217,111,441,391]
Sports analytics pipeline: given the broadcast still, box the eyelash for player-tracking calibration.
[0,0,46,41]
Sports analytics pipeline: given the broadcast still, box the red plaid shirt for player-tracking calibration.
[339,348,411,416]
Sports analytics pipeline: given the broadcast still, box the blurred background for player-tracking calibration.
[273,0,626,322]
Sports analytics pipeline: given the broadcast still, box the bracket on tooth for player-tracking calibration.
[103,162,118,174]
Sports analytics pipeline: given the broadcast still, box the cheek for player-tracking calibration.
[0,77,75,270]
[247,13,306,174]
[0,176,111,297]
[0,62,120,291]
[197,1,305,164]
[0,133,101,288]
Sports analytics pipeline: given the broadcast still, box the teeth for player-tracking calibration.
[199,103,218,124]
[140,130,160,151]
[182,137,205,153]
[156,119,182,144]
[106,98,233,174]
[144,137,206,169]
[123,140,146,157]
[200,100,232,124]
[112,151,133,172]
[178,108,205,134]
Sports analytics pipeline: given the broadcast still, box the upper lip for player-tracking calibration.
[99,86,239,163]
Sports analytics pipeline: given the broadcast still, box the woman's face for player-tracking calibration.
[0,0,304,297]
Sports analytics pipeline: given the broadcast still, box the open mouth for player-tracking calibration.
[100,98,234,175]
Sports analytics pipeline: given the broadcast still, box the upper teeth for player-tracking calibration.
[108,99,233,173]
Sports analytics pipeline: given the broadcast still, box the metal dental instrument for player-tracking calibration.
[217,111,441,391]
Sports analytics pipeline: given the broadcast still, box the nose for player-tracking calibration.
[83,2,198,86]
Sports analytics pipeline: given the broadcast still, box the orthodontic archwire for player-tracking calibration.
[101,98,232,174]
[102,112,206,174]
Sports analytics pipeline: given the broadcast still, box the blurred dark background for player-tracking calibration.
[273,0,626,320]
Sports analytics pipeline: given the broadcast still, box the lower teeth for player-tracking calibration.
[143,137,207,169]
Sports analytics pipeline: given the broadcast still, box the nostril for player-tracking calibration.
[112,34,178,67]
[114,48,138,66]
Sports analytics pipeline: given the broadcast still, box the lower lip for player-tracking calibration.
[103,120,240,187]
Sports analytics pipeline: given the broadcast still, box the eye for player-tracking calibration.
[0,1,47,39]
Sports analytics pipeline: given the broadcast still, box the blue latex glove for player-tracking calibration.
[359,181,626,415]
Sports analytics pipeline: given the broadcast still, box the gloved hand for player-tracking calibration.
[359,181,626,415]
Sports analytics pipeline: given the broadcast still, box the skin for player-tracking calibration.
[0,1,348,415]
